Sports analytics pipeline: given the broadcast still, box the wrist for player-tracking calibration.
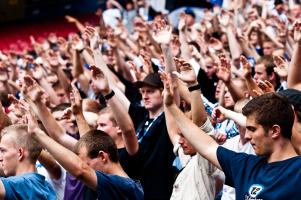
[104,90,115,100]
[188,83,201,92]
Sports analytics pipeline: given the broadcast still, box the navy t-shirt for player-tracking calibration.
[1,172,56,200]
[96,171,143,200]
[217,146,301,200]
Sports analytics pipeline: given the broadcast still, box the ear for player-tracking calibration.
[98,151,108,163]
[269,72,275,82]
[18,148,25,161]
[116,126,122,134]
[271,125,281,139]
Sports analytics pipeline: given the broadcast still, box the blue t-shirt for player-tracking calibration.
[96,171,143,200]
[217,146,301,200]
[1,172,56,200]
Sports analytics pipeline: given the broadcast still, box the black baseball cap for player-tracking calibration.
[134,73,163,89]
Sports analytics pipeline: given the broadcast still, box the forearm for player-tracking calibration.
[29,101,77,150]
[161,44,177,73]
[225,80,245,102]
[57,68,72,95]
[38,78,60,105]
[226,27,242,60]
[82,50,95,66]
[167,103,221,169]
[164,105,180,145]
[223,109,246,127]
[93,50,130,110]
[75,112,91,137]
[107,94,138,155]
[34,130,96,190]
[191,89,207,126]
[38,150,62,180]
[179,31,192,61]
[288,43,301,88]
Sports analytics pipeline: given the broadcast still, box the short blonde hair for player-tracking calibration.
[1,124,42,163]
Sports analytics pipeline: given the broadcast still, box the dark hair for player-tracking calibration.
[74,129,119,162]
[242,93,294,139]
[51,103,71,113]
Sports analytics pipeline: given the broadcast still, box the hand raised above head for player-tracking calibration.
[152,19,172,44]
[160,71,175,107]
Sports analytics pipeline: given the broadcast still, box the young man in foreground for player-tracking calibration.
[164,74,301,199]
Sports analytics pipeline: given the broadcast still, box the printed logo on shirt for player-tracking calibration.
[247,184,264,198]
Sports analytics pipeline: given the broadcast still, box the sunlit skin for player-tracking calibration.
[140,86,163,113]
[262,41,275,57]
[244,115,273,156]
[0,134,19,176]
[97,113,121,144]
[53,110,78,134]
[178,133,197,155]
[254,64,269,82]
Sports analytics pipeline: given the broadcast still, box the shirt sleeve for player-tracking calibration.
[1,177,23,200]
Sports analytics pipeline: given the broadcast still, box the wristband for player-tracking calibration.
[104,90,115,100]
[188,84,201,92]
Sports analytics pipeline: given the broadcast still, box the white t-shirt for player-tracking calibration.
[221,135,255,200]
[36,162,66,200]
[171,145,224,200]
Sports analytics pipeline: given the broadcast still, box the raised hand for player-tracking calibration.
[8,94,28,119]
[90,65,110,94]
[214,132,227,145]
[152,19,172,44]
[71,34,84,51]
[31,64,45,80]
[240,55,252,79]
[65,15,78,23]
[178,12,186,31]
[160,71,174,106]
[70,83,83,115]
[208,37,223,52]
[212,106,227,123]
[216,55,231,83]
[27,109,42,136]
[20,75,45,102]
[257,80,275,94]
[293,20,301,44]
[84,26,101,50]
[218,10,231,28]
[273,55,288,79]
[173,57,197,86]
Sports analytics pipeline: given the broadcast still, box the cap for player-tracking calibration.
[278,89,301,112]
[184,8,196,18]
[134,73,163,89]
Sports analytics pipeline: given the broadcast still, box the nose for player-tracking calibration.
[178,135,185,145]
[244,130,251,141]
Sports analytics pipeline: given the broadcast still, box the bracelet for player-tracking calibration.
[104,90,115,100]
[188,84,201,92]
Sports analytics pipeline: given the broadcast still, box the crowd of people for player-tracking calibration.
[0,0,301,199]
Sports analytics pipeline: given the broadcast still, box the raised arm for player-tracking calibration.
[163,73,221,169]
[216,55,245,102]
[91,66,138,155]
[38,150,63,180]
[70,84,91,137]
[21,76,77,150]
[27,112,97,190]
[287,20,301,89]
[85,27,130,110]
